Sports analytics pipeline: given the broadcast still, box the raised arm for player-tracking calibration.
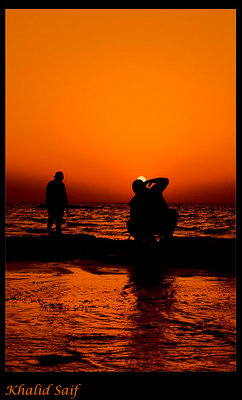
[145,177,169,192]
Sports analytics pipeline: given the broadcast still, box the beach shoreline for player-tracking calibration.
[6,234,236,273]
[5,258,236,372]
[5,233,236,372]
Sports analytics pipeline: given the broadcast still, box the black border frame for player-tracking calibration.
[1,5,240,397]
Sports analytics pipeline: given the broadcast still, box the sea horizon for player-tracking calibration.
[6,202,236,240]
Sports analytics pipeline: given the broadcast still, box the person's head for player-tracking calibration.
[132,179,146,194]
[54,171,64,181]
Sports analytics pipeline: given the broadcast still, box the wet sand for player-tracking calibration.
[6,259,236,372]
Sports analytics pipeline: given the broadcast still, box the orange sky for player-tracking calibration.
[6,9,236,203]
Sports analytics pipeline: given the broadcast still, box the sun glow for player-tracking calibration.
[137,176,146,182]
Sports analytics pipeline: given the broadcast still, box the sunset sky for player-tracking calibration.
[6,9,236,203]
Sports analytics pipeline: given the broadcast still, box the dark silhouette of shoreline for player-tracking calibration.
[6,234,235,273]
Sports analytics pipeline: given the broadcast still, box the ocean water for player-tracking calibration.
[6,203,236,239]
[6,260,236,372]
[5,202,236,372]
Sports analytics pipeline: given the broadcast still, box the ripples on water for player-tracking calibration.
[5,203,236,372]
[6,261,236,372]
[6,203,236,239]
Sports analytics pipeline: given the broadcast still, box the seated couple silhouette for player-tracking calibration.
[127,176,178,243]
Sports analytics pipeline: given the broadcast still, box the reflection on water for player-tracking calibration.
[6,261,236,372]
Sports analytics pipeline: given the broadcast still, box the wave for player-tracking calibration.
[67,222,98,227]
[6,203,236,240]
[25,228,48,234]
[202,228,228,234]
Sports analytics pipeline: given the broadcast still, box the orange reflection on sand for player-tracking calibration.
[6,261,235,371]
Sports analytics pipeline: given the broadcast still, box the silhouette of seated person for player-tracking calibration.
[127,177,178,242]
[46,171,68,233]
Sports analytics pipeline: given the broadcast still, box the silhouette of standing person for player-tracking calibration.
[127,176,178,242]
[46,171,68,234]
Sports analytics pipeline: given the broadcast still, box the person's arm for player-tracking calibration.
[145,177,169,192]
